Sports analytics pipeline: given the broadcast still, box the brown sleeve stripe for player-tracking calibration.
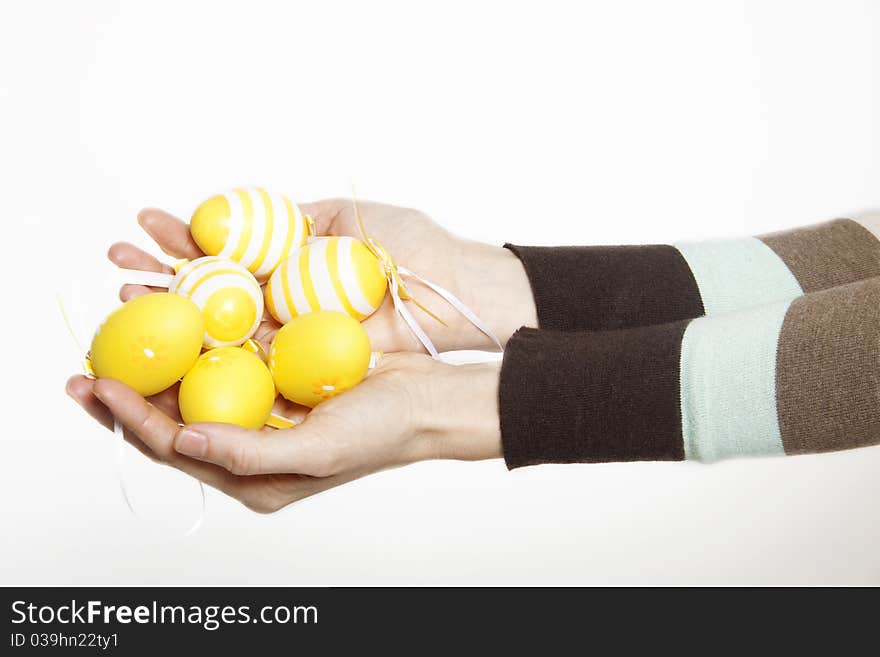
[758,218,880,293]
[503,243,704,331]
[499,322,689,468]
[500,277,880,468]
[775,279,880,455]
[506,218,880,332]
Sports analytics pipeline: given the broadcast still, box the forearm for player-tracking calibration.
[457,239,538,347]
[495,277,880,468]
[502,216,880,332]
[422,359,503,461]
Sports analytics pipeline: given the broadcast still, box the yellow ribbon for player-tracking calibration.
[240,338,299,429]
[349,193,503,358]
[357,227,447,326]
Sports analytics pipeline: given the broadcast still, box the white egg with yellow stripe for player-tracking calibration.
[190,187,310,283]
[265,236,387,324]
[169,256,264,348]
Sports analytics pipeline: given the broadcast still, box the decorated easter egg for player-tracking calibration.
[90,293,204,397]
[169,256,263,348]
[190,187,310,282]
[269,311,371,407]
[178,347,276,429]
[265,236,387,324]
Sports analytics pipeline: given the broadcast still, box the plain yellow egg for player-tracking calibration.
[190,187,310,283]
[178,347,276,429]
[90,293,204,397]
[269,311,371,407]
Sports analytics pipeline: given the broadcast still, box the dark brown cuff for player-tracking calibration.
[503,243,704,331]
[499,324,689,469]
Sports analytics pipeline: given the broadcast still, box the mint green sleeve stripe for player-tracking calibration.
[674,237,803,315]
[679,299,791,462]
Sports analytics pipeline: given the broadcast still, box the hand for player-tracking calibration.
[66,354,502,513]
[110,199,536,355]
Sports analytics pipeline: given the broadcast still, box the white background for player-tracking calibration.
[1,0,879,585]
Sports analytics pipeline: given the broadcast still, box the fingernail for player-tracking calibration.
[175,429,208,459]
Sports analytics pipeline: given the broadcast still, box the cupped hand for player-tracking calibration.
[110,199,536,355]
[68,198,519,512]
[66,354,501,513]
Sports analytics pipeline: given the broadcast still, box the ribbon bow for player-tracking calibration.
[350,196,503,358]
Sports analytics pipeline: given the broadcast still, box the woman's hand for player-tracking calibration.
[111,199,536,355]
[70,197,518,512]
[66,354,502,513]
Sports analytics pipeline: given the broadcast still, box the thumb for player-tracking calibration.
[298,198,349,236]
[173,418,343,478]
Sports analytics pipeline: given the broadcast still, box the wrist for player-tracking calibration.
[455,239,538,347]
[418,359,503,461]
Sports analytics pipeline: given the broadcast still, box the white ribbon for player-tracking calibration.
[113,418,205,537]
[117,270,175,288]
[397,265,503,354]
[58,292,206,537]
[350,196,504,359]
[387,270,439,357]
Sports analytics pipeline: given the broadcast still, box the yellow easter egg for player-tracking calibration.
[269,311,371,407]
[90,293,204,397]
[178,347,276,429]
[190,187,309,283]
[265,236,387,324]
[169,256,263,348]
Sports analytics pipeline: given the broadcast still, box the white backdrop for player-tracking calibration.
[2,0,879,585]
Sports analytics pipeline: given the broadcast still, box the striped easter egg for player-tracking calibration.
[190,187,310,282]
[265,236,388,324]
[169,256,264,348]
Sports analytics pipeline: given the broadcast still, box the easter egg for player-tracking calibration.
[178,347,276,429]
[90,293,204,397]
[269,311,371,407]
[190,187,309,283]
[265,236,387,324]
[169,256,263,348]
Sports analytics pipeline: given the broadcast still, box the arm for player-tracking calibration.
[501,276,880,467]
[68,203,880,513]
[127,202,880,349]
[507,216,880,331]
[68,275,880,512]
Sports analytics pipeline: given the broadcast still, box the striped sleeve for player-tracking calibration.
[499,277,880,468]
[505,218,880,331]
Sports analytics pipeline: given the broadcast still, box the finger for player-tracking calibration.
[91,378,246,497]
[138,208,203,260]
[119,284,153,302]
[68,376,180,427]
[107,242,174,274]
[92,378,186,461]
[259,470,364,513]
[174,419,341,477]
[252,317,280,348]
[108,242,173,301]
[66,375,161,463]
[67,375,113,430]
[298,199,348,236]
[271,396,310,424]
[287,469,362,504]
[147,383,183,423]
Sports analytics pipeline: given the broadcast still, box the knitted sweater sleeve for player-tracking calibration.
[503,217,880,331]
[498,277,880,468]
